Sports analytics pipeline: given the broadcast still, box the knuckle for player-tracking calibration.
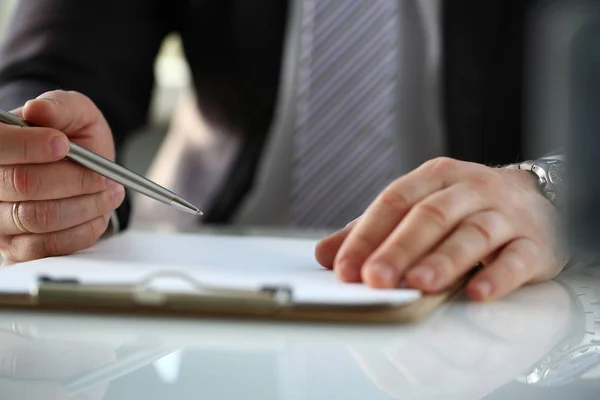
[7,236,47,262]
[90,217,107,240]
[462,214,499,243]
[376,239,412,263]
[426,252,454,276]
[6,164,39,196]
[513,239,539,265]
[468,171,499,193]
[21,133,30,163]
[43,231,62,256]
[84,218,106,246]
[502,255,525,282]
[424,157,458,174]
[23,128,55,162]
[414,201,450,226]
[377,186,411,214]
[95,190,108,214]
[31,201,60,231]
[342,231,381,260]
[441,242,470,267]
[79,169,105,194]
[499,240,538,281]
[66,91,98,126]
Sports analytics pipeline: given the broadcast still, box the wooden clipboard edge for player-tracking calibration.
[0,275,468,324]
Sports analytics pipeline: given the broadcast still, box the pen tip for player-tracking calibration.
[171,197,204,216]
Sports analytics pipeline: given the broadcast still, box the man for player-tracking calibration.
[0,0,567,301]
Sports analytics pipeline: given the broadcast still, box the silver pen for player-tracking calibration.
[0,109,202,216]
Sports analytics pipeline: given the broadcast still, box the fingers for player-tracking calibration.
[315,218,359,270]
[0,160,110,202]
[333,157,480,283]
[467,238,540,301]
[404,210,513,292]
[23,90,102,135]
[0,184,124,235]
[22,90,115,159]
[1,215,111,262]
[332,175,440,281]
[361,184,489,288]
[0,123,69,164]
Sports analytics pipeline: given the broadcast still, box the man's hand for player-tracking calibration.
[0,90,125,262]
[315,157,567,301]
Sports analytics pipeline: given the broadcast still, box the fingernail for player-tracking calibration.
[409,266,435,286]
[473,280,492,299]
[365,262,396,287]
[51,136,69,158]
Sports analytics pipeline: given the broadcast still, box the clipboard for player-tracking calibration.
[0,232,473,324]
[0,270,469,324]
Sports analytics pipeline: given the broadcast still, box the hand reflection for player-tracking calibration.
[0,329,116,400]
[349,281,573,400]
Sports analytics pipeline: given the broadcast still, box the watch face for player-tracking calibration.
[548,163,564,186]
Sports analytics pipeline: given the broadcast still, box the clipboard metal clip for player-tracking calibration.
[31,272,294,312]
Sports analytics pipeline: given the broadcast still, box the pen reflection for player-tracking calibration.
[0,327,117,400]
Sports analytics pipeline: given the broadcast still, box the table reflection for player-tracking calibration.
[0,326,117,399]
[0,269,597,399]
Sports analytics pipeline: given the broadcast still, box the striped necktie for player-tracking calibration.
[290,0,399,229]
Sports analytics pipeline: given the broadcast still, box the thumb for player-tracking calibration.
[23,90,105,134]
[22,90,115,159]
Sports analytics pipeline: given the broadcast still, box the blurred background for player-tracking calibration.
[0,0,191,183]
[0,0,599,239]
[0,0,594,174]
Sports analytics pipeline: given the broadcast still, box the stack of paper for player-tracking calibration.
[0,231,421,306]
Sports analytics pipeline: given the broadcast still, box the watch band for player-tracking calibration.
[504,158,565,207]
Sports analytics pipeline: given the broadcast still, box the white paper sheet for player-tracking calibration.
[0,231,421,306]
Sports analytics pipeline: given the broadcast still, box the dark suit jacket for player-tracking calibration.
[0,0,534,230]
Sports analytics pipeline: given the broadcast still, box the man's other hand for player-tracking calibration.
[316,157,567,301]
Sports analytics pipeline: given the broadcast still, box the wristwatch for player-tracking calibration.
[504,158,565,207]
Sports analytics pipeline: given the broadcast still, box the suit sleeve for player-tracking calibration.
[0,0,174,230]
